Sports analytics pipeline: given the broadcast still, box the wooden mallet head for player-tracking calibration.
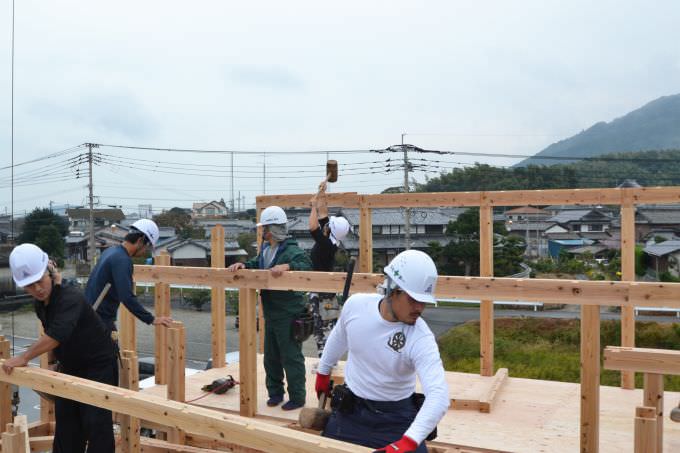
[298,392,331,431]
[326,160,338,183]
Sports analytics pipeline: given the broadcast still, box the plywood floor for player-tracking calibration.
[141,355,680,452]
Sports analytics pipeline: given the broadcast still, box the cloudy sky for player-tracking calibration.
[1,1,679,217]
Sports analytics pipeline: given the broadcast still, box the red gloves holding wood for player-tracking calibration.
[372,435,418,453]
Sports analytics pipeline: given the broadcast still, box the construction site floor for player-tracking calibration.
[140,354,680,452]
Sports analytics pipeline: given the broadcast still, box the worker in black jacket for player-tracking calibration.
[2,244,116,453]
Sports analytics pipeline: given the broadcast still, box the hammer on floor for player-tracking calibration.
[298,381,333,431]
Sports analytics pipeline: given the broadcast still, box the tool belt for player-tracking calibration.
[330,384,438,441]
[292,311,314,342]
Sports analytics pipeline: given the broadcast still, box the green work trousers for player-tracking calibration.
[264,316,306,404]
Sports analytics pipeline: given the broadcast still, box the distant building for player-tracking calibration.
[192,199,229,218]
[643,240,680,278]
[66,208,125,232]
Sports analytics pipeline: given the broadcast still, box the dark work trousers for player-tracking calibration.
[323,395,428,453]
[53,361,116,453]
[264,316,306,404]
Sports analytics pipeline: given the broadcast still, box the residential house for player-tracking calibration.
[66,208,125,233]
[643,240,680,278]
[163,239,247,267]
[503,206,553,258]
[192,199,229,219]
[199,219,256,239]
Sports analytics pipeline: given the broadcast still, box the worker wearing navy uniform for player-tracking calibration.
[308,177,351,356]
[2,244,116,453]
[228,205,313,410]
[86,218,172,384]
[316,250,450,453]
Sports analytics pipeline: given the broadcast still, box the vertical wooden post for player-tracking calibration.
[256,206,265,354]
[359,198,373,273]
[211,225,226,368]
[479,200,494,377]
[0,336,14,431]
[0,424,25,453]
[634,406,657,453]
[167,321,186,444]
[239,288,258,417]
[119,350,141,453]
[620,192,636,389]
[580,304,600,453]
[37,324,55,423]
[643,373,664,453]
[154,252,171,384]
[119,302,137,354]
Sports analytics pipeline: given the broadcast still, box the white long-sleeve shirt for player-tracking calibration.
[318,293,450,444]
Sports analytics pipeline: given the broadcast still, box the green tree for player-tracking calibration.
[18,208,68,244]
[34,224,66,264]
[237,232,257,258]
[153,207,204,239]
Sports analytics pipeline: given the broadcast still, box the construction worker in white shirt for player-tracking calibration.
[315,250,449,453]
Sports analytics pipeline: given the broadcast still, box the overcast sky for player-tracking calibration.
[1,1,679,217]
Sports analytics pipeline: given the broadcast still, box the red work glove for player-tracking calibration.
[372,435,418,453]
[315,372,331,397]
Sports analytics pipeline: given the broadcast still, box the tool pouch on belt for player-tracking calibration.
[330,384,356,414]
[291,311,314,342]
[412,392,438,441]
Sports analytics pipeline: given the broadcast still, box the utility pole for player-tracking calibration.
[87,143,98,269]
[230,152,235,216]
[402,134,411,250]
[262,152,266,195]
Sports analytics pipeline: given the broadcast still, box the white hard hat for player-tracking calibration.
[9,243,49,287]
[384,250,438,304]
[257,206,288,226]
[131,219,160,247]
[328,216,350,245]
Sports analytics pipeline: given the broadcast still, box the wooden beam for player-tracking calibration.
[0,363,369,453]
[257,192,361,209]
[239,289,258,417]
[167,322,187,444]
[580,305,600,453]
[140,436,225,452]
[604,346,680,375]
[211,225,227,368]
[28,435,53,451]
[134,266,680,308]
[120,350,141,453]
[634,406,657,453]
[643,373,664,453]
[620,194,636,390]
[358,199,373,273]
[479,202,494,377]
[155,252,172,385]
[479,368,508,413]
[0,336,12,432]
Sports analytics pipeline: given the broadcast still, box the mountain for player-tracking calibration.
[516,94,680,166]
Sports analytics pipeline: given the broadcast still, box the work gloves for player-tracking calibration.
[373,435,418,453]
[315,372,331,397]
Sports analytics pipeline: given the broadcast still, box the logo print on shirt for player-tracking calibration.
[387,331,406,352]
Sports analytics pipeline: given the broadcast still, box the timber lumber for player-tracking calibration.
[28,435,52,452]
[120,350,141,453]
[479,203,494,377]
[133,267,680,308]
[140,436,227,452]
[643,373,664,453]
[26,421,53,437]
[620,196,636,389]
[12,416,29,453]
[604,346,680,375]
[0,336,11,433]
[167,322,187,444]
[634,407,657,453]
[155,252,172,385]
[211,225,227,369]
[479,368,508,413]
[580,305,600,453]
[0,423,27,453]
[238,289,257,417]
[258,186,680,209]
[0,363,370,453]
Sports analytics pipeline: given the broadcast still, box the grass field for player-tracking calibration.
[438,318,680,390]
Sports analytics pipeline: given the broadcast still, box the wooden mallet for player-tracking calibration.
[326,160,338,183]
[298,382,333,431]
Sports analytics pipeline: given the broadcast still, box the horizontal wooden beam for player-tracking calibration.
[257,186,680,209]
[0,364,370,453]
[604,347,680,375]
[133,267,680,308]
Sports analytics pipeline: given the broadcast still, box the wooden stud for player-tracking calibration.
[580,305,600,453]
[0,336,13,432]
[167,322,186,444]
[479,201,494,377]
[13,415,30,453]
[154,252,172,385]
[239,288,258,417]
[211,225,227,368]
[120,350,141,453]
[358,198,373,273]
[0,363,369,453]
[479,368,508,413]
[256,206,265,355]
[634,406,657,453]
[35,324,55,424]
[620,195,636,390]
[643,373,663,453]
[119,305,136,355]
[1,426,25,453]
[28,435,53,451]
